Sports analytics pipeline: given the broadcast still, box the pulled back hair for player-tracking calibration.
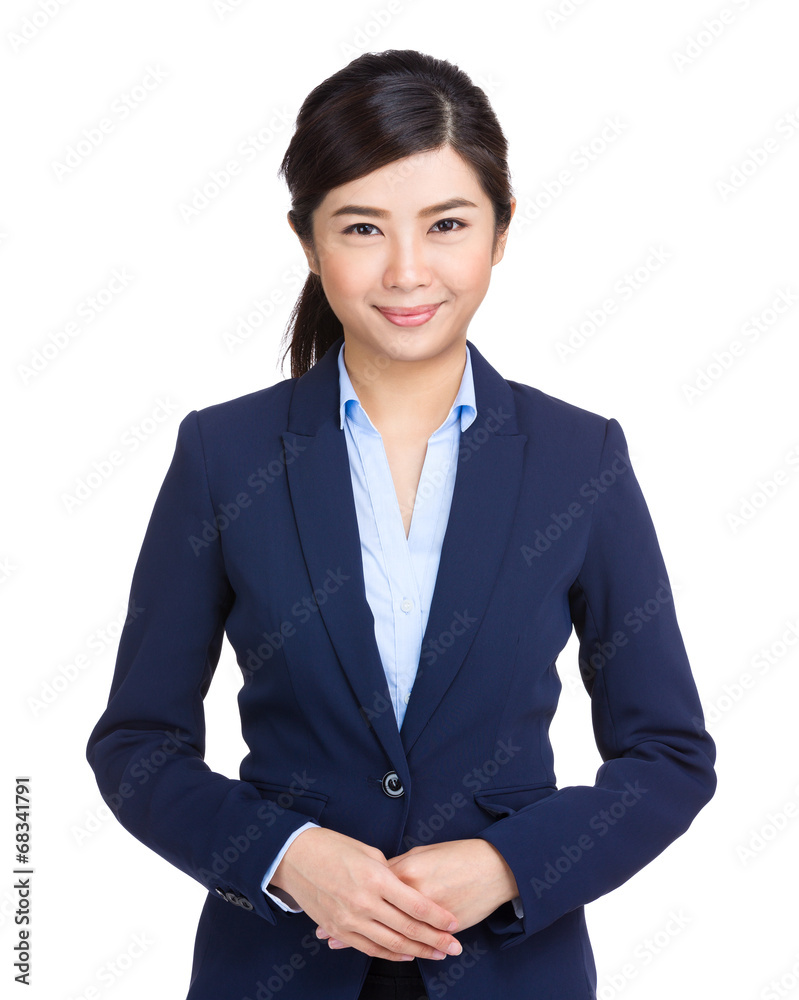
[277,49,514,378]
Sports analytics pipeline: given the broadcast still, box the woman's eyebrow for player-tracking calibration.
[329,197,479,220]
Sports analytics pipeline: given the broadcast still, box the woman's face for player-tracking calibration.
[296,145,514,366]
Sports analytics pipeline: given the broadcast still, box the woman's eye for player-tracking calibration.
[430,218,467,233]
[342,218,468,236]
[343,223,380,236]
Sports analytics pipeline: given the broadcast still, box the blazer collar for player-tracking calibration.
[336,339,478,434]
[286,334,520,438]
[282,335,527,781]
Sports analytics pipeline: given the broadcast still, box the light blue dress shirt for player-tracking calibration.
[260,341,523,922]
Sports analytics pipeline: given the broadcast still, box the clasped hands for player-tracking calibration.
[269,827,519,963]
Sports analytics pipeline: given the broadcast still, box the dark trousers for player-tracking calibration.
[357,956,429,1000]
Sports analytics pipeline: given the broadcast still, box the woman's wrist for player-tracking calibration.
[270,825,324,895]
[478,839,520,905]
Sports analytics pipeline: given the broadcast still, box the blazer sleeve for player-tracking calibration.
[475,417,717,948]
[85,409,322,924]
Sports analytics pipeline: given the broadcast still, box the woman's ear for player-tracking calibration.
[492,197,516,265]
[287,211,320,275]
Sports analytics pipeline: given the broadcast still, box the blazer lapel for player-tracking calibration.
[282,335,527,775]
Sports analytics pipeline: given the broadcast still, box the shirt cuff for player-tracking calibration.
[261,821,320,912]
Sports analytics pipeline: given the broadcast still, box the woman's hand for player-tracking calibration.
[269,827,463,962]
[315,839,519,950]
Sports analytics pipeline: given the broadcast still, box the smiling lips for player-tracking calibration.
[375,302,442,326]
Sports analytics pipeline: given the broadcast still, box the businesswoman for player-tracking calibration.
[87,50,716,1000]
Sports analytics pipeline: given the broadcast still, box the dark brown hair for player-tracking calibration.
[277,49,514,378]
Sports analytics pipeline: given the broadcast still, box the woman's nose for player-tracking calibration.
[382,238,432,290]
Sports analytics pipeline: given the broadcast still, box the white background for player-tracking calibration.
[3,1,798,997]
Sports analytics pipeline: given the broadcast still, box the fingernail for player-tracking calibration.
[431,949,446,960]
[400,955,415,961]
[447,941,462,956]
[447,921,458,932]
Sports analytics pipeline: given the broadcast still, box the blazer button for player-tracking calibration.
[381,770,404,798]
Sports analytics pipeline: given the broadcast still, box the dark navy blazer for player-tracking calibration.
[86,334,716,999]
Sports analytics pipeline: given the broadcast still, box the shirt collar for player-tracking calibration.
[337,341,477,434]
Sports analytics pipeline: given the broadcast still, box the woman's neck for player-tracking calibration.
[342,337,468,439]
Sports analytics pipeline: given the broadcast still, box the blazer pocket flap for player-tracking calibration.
[252,781,329,822]
[473,782,557,818]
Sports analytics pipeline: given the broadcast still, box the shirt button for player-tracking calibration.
[404,692,410,704]
[400,598,413,613]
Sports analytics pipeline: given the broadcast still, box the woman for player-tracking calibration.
[86,49,716,1000]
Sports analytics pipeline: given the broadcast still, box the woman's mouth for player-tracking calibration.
[375,302,443,327]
